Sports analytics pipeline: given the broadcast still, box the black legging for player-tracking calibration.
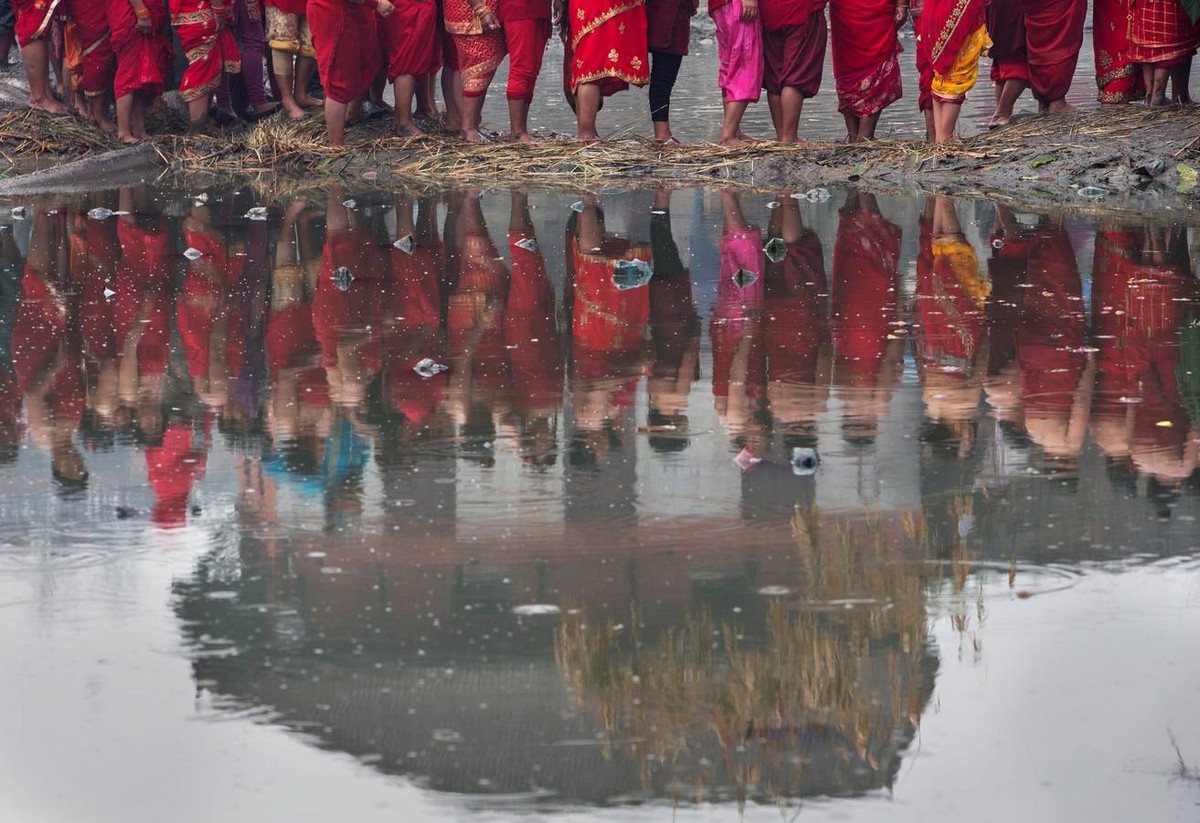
[649,52,684,123]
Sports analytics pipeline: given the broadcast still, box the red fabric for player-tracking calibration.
[645,0,691,55]
[571,236,650,380]
[79,218,121,362]
[447,232,509,391]
[499,0,551,22]
[380,0,439,78]
[307,0,380,103]
[760,0,823,32]
[504,18,549,99]
[915,241,985,376]
[1129,0,1200,66]
[567,0,650,94]
[763,8,826,96]
[312,227,387,373]
[146,424,207,528]
[913,10,932,110]
[453,29,506,95]
[985,0,1029,82]
[1017,227,1086,415]
[831,208,901,380]
[267,303,318,376]
[1021,0,1086,102]
[922,0,985,76]
[106,0,171,99]
[267,0,308,11]
[13,271,86,423]
[114,220,172,377]
[171,0,243,103]
[1094,0,1144,102]
[505,231,561,411]
[13,0,61,46]
[763,231,827,385]
[64,0,116,96]
[830,0,903,117]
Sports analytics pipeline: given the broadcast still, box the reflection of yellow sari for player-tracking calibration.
[931,24,990,102]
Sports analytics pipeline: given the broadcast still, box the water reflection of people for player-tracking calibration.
[646,189,698,454]
[567,195,650,468]
[502,190,561,467]
[1017,216,1093,468]
[12,204,88,492]
[831,190,903,444]
[712,190,766,454]
[1091,222,1198,485]
[914,196,989,458]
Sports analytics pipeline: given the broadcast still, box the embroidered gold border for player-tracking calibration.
[32,0,65,41]
[571,0,644,50]
[571,67,650,90]
[930,0,970,67]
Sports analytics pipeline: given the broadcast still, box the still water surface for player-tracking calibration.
[0,185,1198,822]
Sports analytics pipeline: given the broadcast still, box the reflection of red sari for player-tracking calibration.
[763,231,826,385]
[307,0,381,103]
[1021,0,1086,103]
[13,273,86,423]
[448,232,509,391]
[1092,227,1197,458]
[571,236,649,380]
[313,228,387,373]
[1094,0,1145,102]
[831,207,901,381]
[13,0,61,46]
[385,236,446,423]
[106,0,172,99]
[115,220,173,377]
[830,0,903,117]
[505,231,561,411]
[177,227,245,382]
[567,0,650,94]
[79,216,122,363]
[1018,227,1085,417]
[146,424,207,528]
[170,0,243,102]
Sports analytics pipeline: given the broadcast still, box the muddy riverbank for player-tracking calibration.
[0,104,1197,221]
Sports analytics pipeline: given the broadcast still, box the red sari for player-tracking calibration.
[922,0,985,81]
[830,0,903,117]
[567,0,649,94]
[1129,0,1200,67]
[13,0,60,46]
[985,0,1028,82]
[106,0,172,99]
[65,0,116,97]
[443,0,506,95]
[1021,0,1086,103]
[380,0,439,79]
[307,0,381,103]
[831,206,901,383]
[1094,0,1144,101]
[170,0,242,102]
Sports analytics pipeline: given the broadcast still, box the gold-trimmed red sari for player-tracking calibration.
[169,0,243,103]
[566,0,649,94]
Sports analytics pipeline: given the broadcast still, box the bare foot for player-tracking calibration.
[719,136,748,147]
[283,101,306,120]
[394,122,427,139]
[1046,100,1075,114]
[118,132,141,145]
[97,118,117,135]
[512,131,535,144]
[577,129,600,143]
[296,94,324,108]
[461,129,489,144]
[987,114,1011,129]
[29,96,69,115]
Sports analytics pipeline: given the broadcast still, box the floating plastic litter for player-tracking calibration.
[393,234,414,254]
[791,447,819,476]
[764,237,787,263]
[244,206,268,220]
[87,207,115,220]
[732,268,758,289]
[612,258,653,290]
[414,358,448,378]
[514,237,539,252]
[331,266,354,291]
[183,247,204,261]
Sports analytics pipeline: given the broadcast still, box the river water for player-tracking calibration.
[0,185,1198,823]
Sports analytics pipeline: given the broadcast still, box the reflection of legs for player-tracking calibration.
[932,195,962,236]
[575,82,601,141]
[721,189,749,230]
